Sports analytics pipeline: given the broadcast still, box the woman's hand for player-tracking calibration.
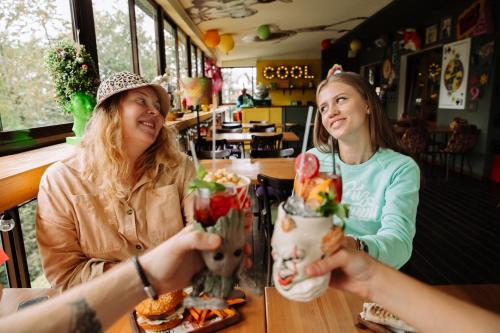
[306,247,379,299]
[140,225,221,294]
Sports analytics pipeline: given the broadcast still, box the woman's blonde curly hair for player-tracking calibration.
[79,92,182,199]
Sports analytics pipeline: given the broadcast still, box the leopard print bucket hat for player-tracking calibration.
[95,71,170,115]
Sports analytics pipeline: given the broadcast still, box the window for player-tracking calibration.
[135,0,158,82]
[177,30,189,82]
[0,0,73,131]
[197,48,203,77]
[92,0,133,80]
[221,67,256,104]
[0,237,7,287]
[191,43,197,76]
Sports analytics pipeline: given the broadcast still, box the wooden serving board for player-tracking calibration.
[129,310,241,333]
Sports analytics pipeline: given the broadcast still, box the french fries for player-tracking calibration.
[185,297,246,327]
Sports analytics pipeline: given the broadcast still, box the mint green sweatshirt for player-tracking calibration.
[309,148,420,269]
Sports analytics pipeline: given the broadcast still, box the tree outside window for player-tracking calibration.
[177,30,189,82]
[0,0,73,131]
[135,0,158,82]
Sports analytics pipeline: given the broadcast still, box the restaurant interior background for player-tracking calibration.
[0,0,499,301]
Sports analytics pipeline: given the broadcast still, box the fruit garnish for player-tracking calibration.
[189,165,225,193]
[306,178,333,203]
[315,189,349,225]
[294,153,319,180]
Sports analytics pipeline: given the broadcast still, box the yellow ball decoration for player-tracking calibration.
[218,34,235,54]
[204,30,220,48]
[350,39,362,53]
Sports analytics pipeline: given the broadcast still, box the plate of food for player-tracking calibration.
[129,289,246,333]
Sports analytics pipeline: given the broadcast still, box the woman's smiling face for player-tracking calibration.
[120,86,165,151]
[318,81,370,142]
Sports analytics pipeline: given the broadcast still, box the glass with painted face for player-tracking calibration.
[271,202,343,302]
[318,81,370,142]
[120,86,165,151]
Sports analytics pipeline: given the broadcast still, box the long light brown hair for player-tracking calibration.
[79,92,182,198]
[313,72,404,154]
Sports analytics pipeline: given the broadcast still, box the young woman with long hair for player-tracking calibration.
[310,66,420,269]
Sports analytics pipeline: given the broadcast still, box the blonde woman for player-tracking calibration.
[36,72,195,290]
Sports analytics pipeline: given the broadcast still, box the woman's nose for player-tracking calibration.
[146,106,161,116]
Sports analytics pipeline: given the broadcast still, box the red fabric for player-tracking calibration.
[0,247,9,265]
[491,155,500,183]
[233,111,241,121]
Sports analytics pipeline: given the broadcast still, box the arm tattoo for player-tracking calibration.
[69,299,102,333]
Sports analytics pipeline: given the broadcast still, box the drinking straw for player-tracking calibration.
[295,106,314,196]
[331,137,336,175]
[297,106,314,176]
[212,107,216,171]
[189,140,199,170]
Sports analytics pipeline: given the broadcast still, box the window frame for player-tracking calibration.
[0,0,206,155]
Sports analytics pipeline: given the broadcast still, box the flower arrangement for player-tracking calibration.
[45,39,99,112]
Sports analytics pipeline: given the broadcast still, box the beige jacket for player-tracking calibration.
[36,153,195,290]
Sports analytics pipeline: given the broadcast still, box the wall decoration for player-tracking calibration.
[440,17,452,40]
[402,29,421,51]
[457,0,492,39]
[204,30,220,48]
[438,38,471,109]
[257,24,271,40]
[425,24,438,45]
[218,34,235,54]
[263,65,314,80]
[241,17,367,44]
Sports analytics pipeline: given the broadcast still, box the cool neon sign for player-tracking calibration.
[263,65,315,80]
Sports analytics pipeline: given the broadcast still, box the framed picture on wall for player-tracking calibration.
[425,25,438,45]
[440,17,452,40]
[438,38,471,109]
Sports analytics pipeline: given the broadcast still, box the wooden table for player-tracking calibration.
[265,285,500,333]
[207,132,300,144]
[200,158,296,184]
[0,288,59,317]
[0,288,264,333]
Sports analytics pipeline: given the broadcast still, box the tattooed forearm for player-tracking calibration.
[69,299,102,333]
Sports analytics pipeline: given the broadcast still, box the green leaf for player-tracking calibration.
[196,164,207,179]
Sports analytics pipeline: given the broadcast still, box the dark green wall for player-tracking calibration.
[323,0,500,178]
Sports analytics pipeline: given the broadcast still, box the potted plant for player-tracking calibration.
[45,39,99,143]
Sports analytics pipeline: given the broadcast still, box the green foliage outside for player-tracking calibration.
[0,0,73,131]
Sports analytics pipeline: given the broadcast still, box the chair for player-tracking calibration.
[250,148,294,158]
[256,174,294,286]
[401,126,430,163]
[216,127,242,134]
[440,125,480,180]
[197,149,232,159]
[249,124,276,133]
[216,127,243,157]
[222,122,242,129]
[250,133,283,151]
[196,138,228,151]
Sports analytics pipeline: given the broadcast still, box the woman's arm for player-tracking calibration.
[307,248,500,333]
[359,159,420,268]
[0,226,221,333]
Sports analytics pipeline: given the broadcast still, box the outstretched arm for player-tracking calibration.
[307,248,500,333]
[0,226,221,333]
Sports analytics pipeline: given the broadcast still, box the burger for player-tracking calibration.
[134,289,185,332]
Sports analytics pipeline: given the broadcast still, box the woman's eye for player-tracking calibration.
[136,98,145,104]
[319,105,328,114]
[336,97,346,103]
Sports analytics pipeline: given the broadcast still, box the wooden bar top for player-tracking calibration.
[265,284,500,333]
[165,110,213,131]
[200,158,296,184]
